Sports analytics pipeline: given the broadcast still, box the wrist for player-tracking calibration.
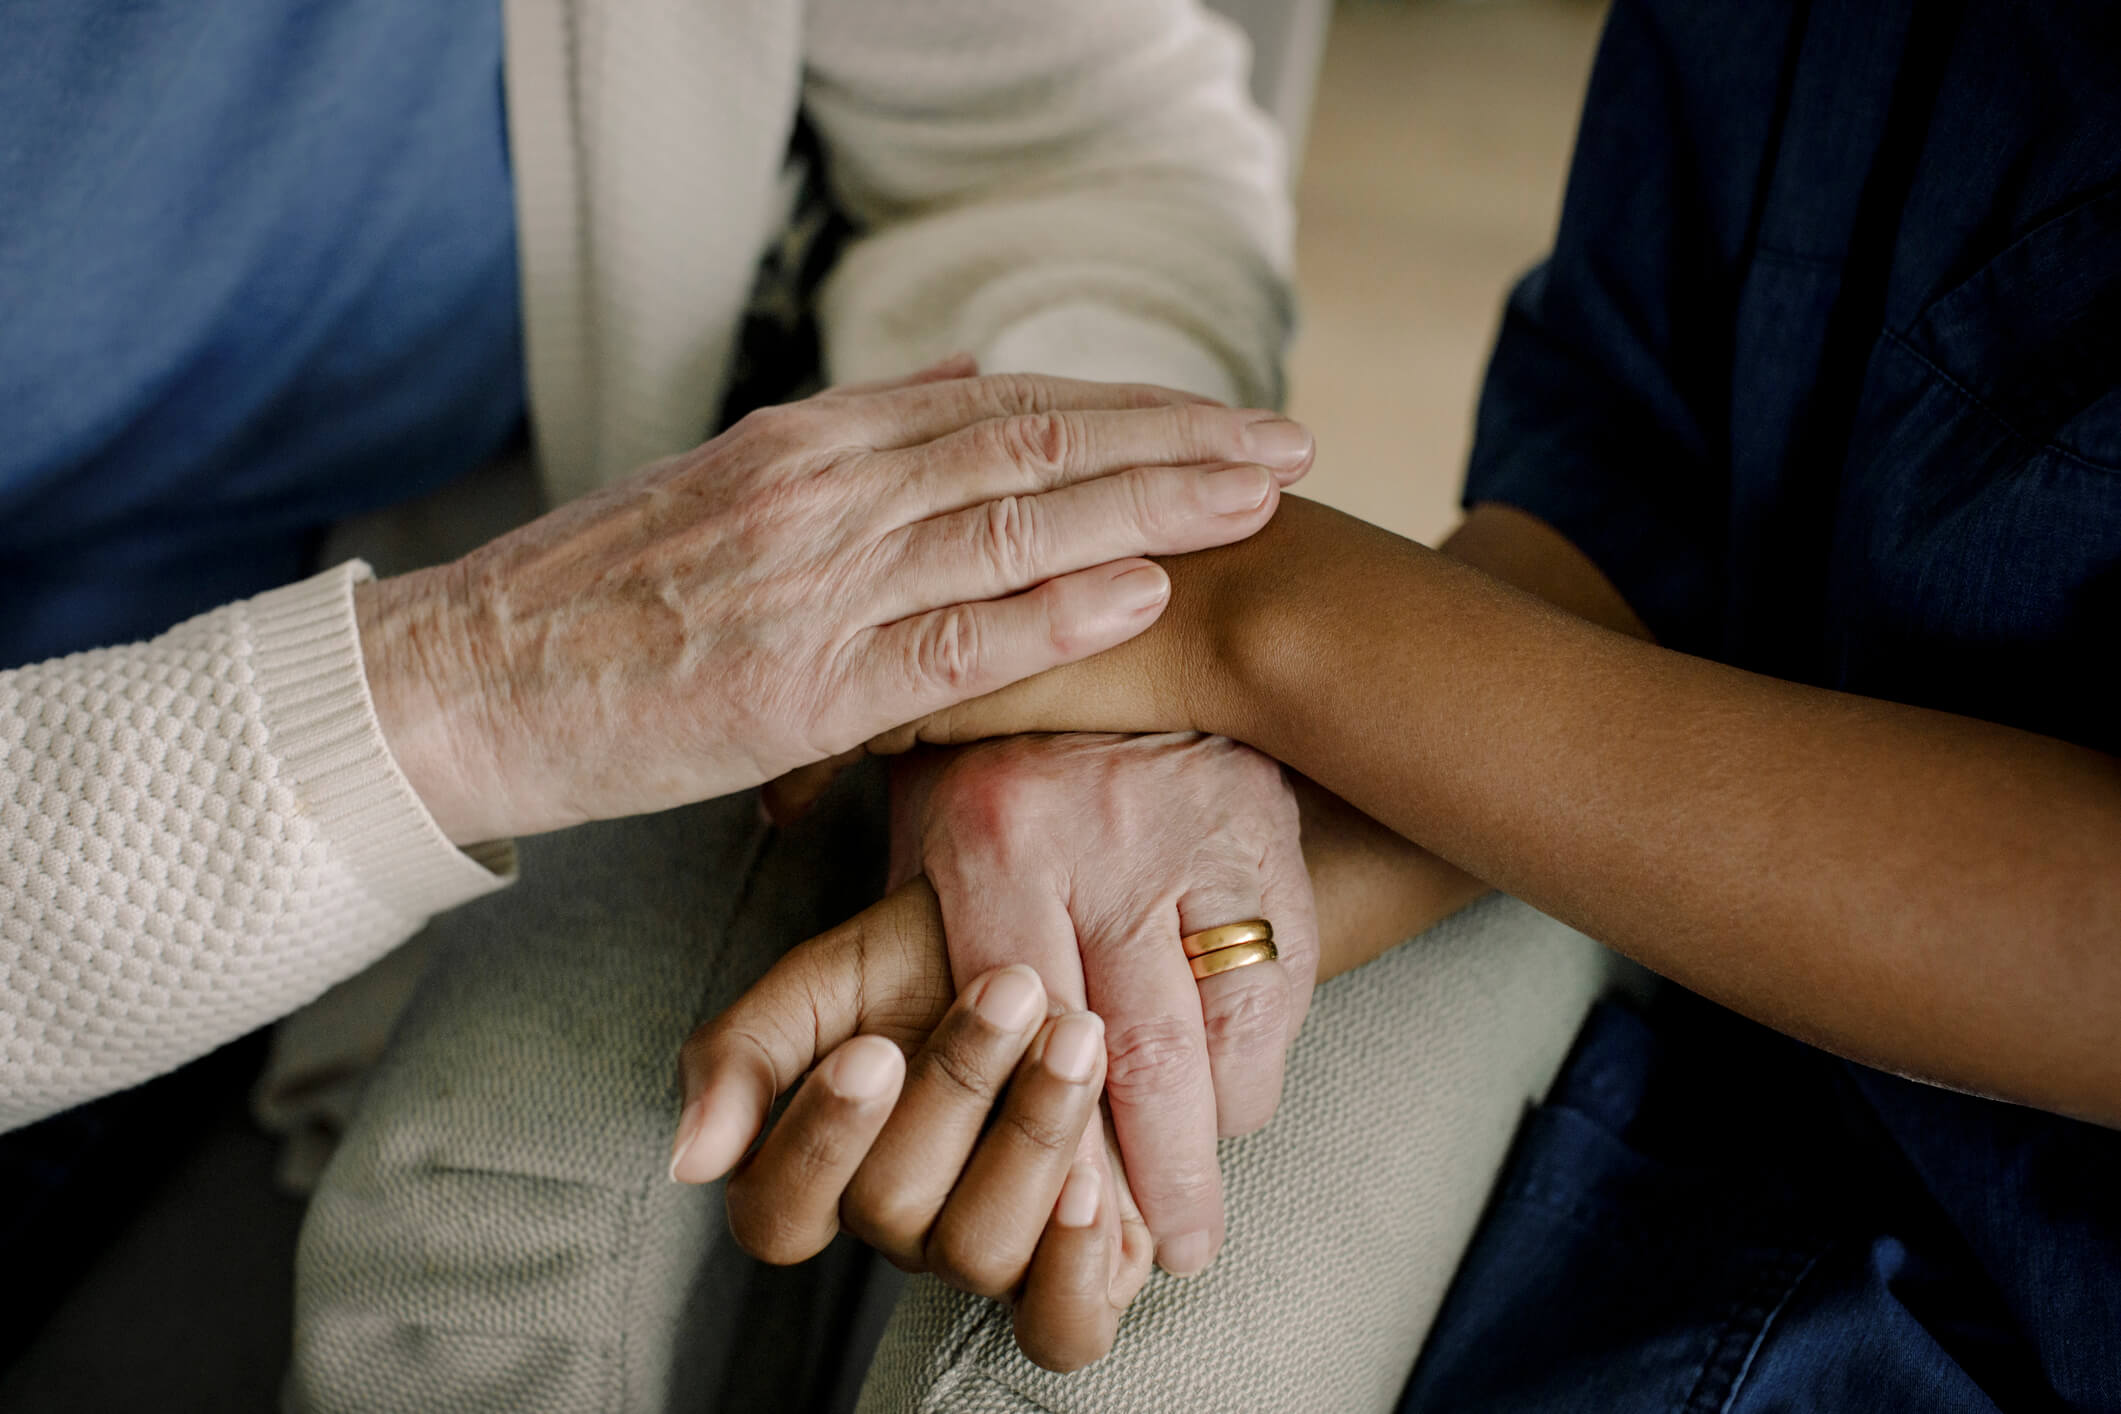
[354,563,508,845]
[1161,495,1327,753]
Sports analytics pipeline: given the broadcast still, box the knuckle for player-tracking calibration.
[838,1183,931,1266]
[980,493,1042,581]
[727,1194,825,1267]
[1118,465,1173,538]
[1174,401,1229,453]
[1141,1155,1220,1213]
[935,755,1049,838]
[927,1220,1020,1298]
[1101,1015,1199,1104]
[1203,976,1289,1062]
[782,1121,856,1180]
[1004,411,1073,479]
[912,605,986,695]
[1000,1103,1079,1157]
[734,401,808,448]
[916,1032,1007,1107]
[985,370,1053,415]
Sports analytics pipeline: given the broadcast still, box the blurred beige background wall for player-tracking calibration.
[1287,0,1607,546]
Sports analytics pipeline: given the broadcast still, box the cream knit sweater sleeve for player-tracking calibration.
[806,0,1295,407]
[1,561,509,1131]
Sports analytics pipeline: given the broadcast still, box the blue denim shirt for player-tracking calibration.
[1404,1,2121,1408]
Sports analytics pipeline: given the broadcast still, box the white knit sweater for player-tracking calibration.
[0,0,1292,1130]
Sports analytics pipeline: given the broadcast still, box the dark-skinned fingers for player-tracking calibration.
[723,1035,904,1266]
[925,1011,1106,1300]
[1012,1162,1118,1373]
[671,879,954,1185]
[839,965,1049,1268]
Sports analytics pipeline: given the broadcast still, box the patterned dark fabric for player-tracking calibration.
[1406,2,2121,1409]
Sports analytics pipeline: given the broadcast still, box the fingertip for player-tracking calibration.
[670,1078,762,1185]
[1036,559,1170,663]
[1156,1226,1220,1278]
[1103,559,1171,614]
[969,963,1048,1033]
[1055,1161,1102,1229]
[1015,1161,1120,1373]
[1241,416,1314,476]
[823,1034,906,1102]
[668,1097,706,1184]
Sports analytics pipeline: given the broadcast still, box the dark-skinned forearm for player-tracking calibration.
[1283,504,1654,983]
[1198,497,2121,1126]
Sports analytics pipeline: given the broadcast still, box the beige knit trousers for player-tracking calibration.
[288,769,1617,1414]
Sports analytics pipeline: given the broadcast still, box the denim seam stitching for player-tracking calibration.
[1880,327,2121,476]
[1677,1245,1819,1414]
[1715,1246,1826,1414]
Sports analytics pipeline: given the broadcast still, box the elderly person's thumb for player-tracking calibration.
[669,878,955,1184]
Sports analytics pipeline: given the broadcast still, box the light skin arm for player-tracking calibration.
[889,495,2121,1128]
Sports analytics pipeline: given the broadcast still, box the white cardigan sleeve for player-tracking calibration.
[1,561,510,1132]
[804,0,1295,406]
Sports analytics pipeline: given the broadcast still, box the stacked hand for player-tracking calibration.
[673,732,1318,1368]
[357,359,1315,844]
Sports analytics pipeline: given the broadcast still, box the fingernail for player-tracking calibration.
[1056,1162,1102,1229]
[1108,562,1170,613]
[1244,418,1313,470]
[1200,464,1273,514]
[975,964,1045,1032]
[1042,1012,1103,1084]
[826,1036,901,1101]
[1159,1229,1216,1277]
[667,1099,705,1184]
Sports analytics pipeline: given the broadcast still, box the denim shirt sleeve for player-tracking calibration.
[1460,0,1798,654]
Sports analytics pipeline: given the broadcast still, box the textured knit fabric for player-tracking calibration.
[501,0,1291,505]
[0,0,524,670]
[2,0,1292,1131]
[289,769,893,1414]
[0,562,508,1132]
[857,894,1625,1414]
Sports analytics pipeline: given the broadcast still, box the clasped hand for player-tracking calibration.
[672,732,1317,1370]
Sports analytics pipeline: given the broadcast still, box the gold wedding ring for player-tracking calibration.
[1181,918,1277,981]
[1189,939,1277,980]
[1180,919,1273,958]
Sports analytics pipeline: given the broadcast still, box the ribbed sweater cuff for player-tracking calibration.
[246,562,515,923]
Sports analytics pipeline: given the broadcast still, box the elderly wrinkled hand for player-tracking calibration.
[888,733,1318,1277]
[671,879,1157,1373]
[354,362,1314,844]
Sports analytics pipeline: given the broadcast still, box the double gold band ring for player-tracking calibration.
[1181,918,1277,981]
[1181,919,1273,958]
